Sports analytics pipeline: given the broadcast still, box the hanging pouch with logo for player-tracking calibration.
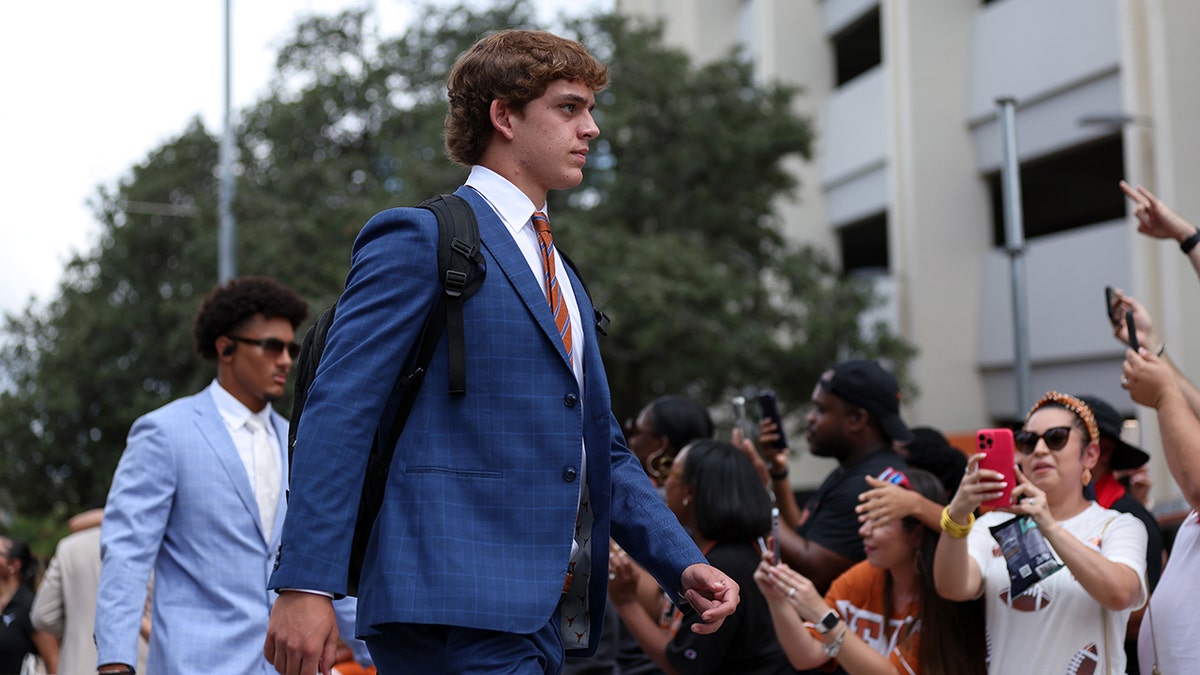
[988,515,1063,597]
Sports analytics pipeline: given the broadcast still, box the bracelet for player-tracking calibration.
[1181,230,1200,254]
[823,624,848,658]
[769,466,789,481]
[940,506,975,539]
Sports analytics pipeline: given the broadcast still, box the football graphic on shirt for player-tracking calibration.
[998,585,1052,611]
[1065,642,1100,675]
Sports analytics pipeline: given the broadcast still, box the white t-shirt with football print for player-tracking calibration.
[967,503,1148,675]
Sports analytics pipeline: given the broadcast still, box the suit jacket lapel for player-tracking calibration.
[269,412,289,546]
[191,394,267,544]
[457,187,573,368]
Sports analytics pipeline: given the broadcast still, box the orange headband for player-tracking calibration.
[1027,391,1099,445]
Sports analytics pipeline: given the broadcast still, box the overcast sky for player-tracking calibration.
[0,0,605,319]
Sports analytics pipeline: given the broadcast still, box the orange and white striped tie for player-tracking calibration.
[532,211,574,367]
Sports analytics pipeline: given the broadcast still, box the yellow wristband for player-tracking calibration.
[940,506,975,539]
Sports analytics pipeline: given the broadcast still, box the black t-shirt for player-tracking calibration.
[666,541,798,675]
[797,449,908,563]
[1110,492,1163,591]
[0,585,35,675]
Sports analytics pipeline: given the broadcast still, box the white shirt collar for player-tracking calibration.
[207,379,274,430]
[465,165,546,234]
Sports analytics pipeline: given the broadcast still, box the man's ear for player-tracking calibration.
[845,407,869,434]
[490,99,516,140]
[217,336,236,359]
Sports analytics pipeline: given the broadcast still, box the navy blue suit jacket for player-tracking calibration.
[270,186,705,654]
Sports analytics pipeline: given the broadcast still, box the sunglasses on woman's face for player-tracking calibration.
[1014,426,1075,455]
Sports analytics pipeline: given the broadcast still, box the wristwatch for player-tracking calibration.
[813,608,840,634]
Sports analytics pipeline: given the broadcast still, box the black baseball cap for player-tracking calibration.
[1076,394,1150,471]
[819,359,912,443]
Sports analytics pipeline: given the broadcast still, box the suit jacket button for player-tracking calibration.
[563,393,578,407]
[563,468,578,482]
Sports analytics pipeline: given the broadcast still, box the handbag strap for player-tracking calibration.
[1147,601,1162,674]
[1097,516,1116,673]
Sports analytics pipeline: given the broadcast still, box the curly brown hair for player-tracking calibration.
[444,29,609,167]
[192,276,309,361]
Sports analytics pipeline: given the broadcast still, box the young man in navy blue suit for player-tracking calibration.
[265,29,740,675]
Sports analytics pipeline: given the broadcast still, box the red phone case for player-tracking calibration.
[976,428,1015,509]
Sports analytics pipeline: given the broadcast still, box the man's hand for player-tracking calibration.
[264,591,340,675]
[679,563,740,635]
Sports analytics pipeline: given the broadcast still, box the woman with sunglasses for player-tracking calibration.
[755,468,985,675]
[934,391,1148,674]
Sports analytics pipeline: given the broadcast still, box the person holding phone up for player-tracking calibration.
[1117,179,1200,675]
[755,468,985,675]
[934,392,1148,675]
[760,360,912,595]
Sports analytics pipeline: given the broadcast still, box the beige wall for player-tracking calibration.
[884,1,989,431]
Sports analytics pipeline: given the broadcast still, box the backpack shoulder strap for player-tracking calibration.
[287,303,337,469]
[379,194,484,454]
[419,193,485,394]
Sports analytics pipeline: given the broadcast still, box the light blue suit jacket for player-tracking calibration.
[271,187,705,655]
[96,388,369,673]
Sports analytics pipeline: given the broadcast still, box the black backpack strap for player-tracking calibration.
[420,194,485,394]
[380,194,483,451]
[557,248,610,336]
[287,304,337,469]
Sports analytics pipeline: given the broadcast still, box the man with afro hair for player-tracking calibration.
[96,277,369,674]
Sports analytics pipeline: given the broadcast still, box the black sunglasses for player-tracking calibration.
[1014,426,1075,455]
[227,335,301,359]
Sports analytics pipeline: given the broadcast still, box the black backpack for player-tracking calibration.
[288,193,608,596]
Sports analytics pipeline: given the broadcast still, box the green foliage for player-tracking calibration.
[0,1,914,519]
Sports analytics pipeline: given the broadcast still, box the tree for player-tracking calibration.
[0,1,913,521]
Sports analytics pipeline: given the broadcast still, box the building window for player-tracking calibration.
[987,135,1125,245]
[839,212,889,273]
[832,7,882,87]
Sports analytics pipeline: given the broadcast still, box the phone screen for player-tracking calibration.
[977,428,1016,509]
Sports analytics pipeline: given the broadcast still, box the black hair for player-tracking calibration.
[1,536,39,591]
[680,439,772,543]
[883,468,987,675]
[906,427,968,497]
[192,276,309,361]
[648,396,714,453]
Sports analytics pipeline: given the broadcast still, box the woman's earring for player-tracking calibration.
[1081,467,1093,487]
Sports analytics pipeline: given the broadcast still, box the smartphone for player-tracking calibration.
[730,396,748,439]
[757,389,788,449]
[1105,286,1120,326]
[976,428,1016,509]
[1127,310,1140,352]
[771,507,781,564]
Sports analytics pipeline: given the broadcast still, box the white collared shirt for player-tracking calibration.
[208,380,282,495]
